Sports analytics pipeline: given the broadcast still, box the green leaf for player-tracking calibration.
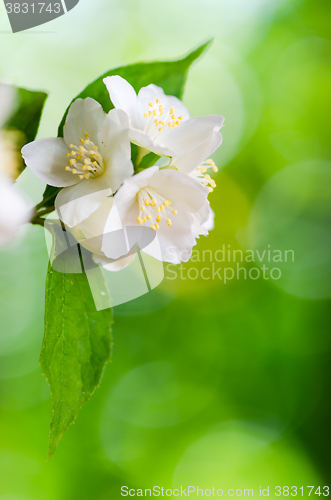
[5,87,47,175]
[136,152,161,172]
[40,236,113,460]
[40,39,212,208]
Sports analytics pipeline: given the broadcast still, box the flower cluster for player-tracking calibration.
[22,77,224,270]
[0,84,31,246]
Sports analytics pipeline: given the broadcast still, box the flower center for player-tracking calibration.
[191,159,218,192]
[136,187,178,231]
[142,99,184,141]
[65,132,104,180]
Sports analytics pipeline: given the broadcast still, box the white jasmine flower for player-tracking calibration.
[100,166,211,264]
[103,76,224,160]
[22,98,133,227]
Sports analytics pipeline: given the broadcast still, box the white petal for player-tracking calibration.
[129,127,178,157]
[162,115,224,157]
[63,97,107,149]
[22,137,78,187]
[172,127,223,174]
[99,109,133,192]
[70,197,114,255]
[103,76,140,129]
[143,209,198,264]
[149,168,209,213]
[113,166,159,212]
[93,247,137,272]
[192,203,214,237]
[0,174,32,246]
[55,178,112,227]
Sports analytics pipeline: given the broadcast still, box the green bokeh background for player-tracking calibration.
[0,0,330,498]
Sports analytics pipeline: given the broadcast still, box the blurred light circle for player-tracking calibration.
[103,362,214,429]
[172,421,321,492]
[247,161,331,300]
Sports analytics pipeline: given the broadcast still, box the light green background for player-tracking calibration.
[0,0,330,498]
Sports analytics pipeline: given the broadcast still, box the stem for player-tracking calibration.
[31,217,58,232]
[35,189,61,210]
[36,206,56,217]
[31,216,46,227]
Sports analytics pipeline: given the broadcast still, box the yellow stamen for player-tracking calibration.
[137,217,143,225]
[178,115,184,120]
[85,133,90,138]
[153,109,157,116]
[149,102,153,107]
[166,218,172,226]
[66,153,71,157]
[65,166,70,171]
[172,209,177,215]
[84,174,89,179]
[69,159,76,165]
[140,205,145,211]
[144,199,150,206]
[144,112,148,117]
[156,215,161,223]
[155,223,159,230]
[156,99,160,103]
